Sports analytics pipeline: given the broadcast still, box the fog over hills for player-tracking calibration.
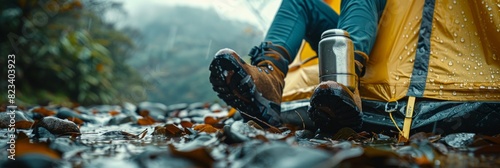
[121,4,267,104]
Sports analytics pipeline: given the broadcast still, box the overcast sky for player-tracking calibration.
[110,0,281,32]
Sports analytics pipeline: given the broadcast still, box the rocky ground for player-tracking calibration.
[0,102,499,168]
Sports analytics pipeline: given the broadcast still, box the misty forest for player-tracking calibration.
[0,0,265,106]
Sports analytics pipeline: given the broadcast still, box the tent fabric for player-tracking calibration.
[407,0,435,97]
[282,0,500,102]
[360,99,500,135]
[280,98,500,135]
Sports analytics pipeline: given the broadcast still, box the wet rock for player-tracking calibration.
[177,134,217,151]
[106,114,137,125]
[396,141,439,166]
[0,110,34,129]
[168,103,189,118]
[73,106,92,115]
[176,109,189,118]
[2,154,62,168]
[131,147,199,168]
[222,122,250,144]
[35,116,80,135]
[35,127,58,139]
[137,101,167,121]
[122,102,137,115]
[188,102,206,110]
[90,105,121,114]
[280,100,316,131]
[188,109,211,118]
[295,130,315,139]
[209,103,223,112]
[167,103,188,113]
[191,117,204,123]
[49,137,86,154]
[101,129,147,140]
[56,107,95,124]
[232,141,332,168]
[84,158,138,168]
[443,133,475,148]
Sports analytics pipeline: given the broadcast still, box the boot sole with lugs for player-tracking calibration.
[209,53,281,127]
[308,83,362,134]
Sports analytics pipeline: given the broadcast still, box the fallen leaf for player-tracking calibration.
[332,127,358,140]
[266,127,281,134]
[168,144,215,168]
[247,120,264,130]
[180,120,193,128]
[398,133,409,143]
[472,144,500,155]
[137,116,155,125]
[15,120,34,129]
[15,132,62,159]
[32,107,56,116]
[92,109,98,115]
[139,110,149,117]
[255,134,269,142]
[66,117,84,126]
[137,110,156,125]
[108,110,120,116]
[204,116,219,125]
[409,132,441,143]
[193,124,218,133]
[227,108,237,117]
[471,134,500,147]
[102,130,144,140]
[165,124,183,136]
[153,126,167,135]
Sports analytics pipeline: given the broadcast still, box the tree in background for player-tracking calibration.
[0,0,146,106]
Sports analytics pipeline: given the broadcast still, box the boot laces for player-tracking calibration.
[249,42,289,74]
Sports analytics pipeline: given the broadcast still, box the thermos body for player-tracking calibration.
[318,29,357,91]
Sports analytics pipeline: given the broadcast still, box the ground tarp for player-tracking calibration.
[281,99,500,135]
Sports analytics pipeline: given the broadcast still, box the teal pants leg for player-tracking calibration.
[264,0,386,69]
[264,0,339,60]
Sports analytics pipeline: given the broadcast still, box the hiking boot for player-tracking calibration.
[209,42,291,127]
[308,80,363,134]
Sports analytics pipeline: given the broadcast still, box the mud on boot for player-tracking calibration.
[209,42,291,127]
[308,81,363,135]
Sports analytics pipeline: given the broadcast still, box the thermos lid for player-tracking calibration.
[321,29,350,39]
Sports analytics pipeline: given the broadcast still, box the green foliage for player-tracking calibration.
[0,0,146,106]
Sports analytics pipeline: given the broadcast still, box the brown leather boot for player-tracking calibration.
[308,80,363,134]
[209,42,291,127]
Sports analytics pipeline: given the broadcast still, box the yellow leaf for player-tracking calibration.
[228,108,237,117]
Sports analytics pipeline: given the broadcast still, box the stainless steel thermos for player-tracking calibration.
[318,29,357,91]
